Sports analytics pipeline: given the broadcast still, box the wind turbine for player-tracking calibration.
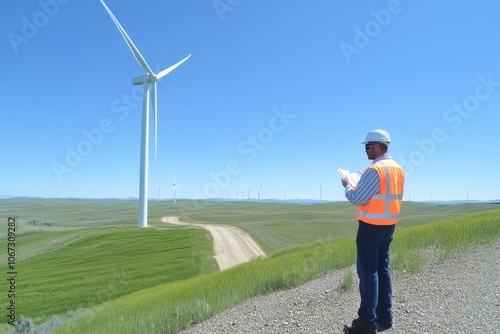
[172,173,180,204]
[258,181,263,202]
[100,0,191,227]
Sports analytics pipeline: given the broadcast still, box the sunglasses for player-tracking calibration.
[365,144,375,150]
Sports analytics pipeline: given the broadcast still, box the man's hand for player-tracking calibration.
[341,177,351,188]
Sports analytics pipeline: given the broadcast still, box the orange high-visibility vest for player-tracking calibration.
[355,159,405,225]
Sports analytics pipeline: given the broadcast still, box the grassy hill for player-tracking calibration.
[151,200,499,251]
[0,198,498,333]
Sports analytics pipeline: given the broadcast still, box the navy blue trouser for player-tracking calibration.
[356,220,395,329]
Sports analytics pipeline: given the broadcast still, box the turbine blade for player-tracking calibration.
[100,0,155,75]
[156,54,191,80]
[152,81,158,161]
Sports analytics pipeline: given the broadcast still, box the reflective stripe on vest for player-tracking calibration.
[355,160,404,225]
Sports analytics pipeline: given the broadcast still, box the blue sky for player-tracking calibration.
[2,0,499,202]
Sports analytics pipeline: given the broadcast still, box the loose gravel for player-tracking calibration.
[179,242,500,334]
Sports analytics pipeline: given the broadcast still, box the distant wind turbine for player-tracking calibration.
[100,0,191,227]
[172,173,180,204]
[258,181,263,202]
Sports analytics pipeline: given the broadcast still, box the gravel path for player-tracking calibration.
[179,242,500,334]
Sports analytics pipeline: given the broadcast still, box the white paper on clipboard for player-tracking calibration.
[337,168,361,187]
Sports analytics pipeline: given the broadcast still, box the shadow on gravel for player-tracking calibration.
[377,323,392,332]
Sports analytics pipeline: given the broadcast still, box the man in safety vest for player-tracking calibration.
[341,129,405,334]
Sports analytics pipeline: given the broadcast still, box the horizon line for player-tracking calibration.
[2,195,499,204]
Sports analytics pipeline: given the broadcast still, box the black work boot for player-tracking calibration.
[343,318,377,334]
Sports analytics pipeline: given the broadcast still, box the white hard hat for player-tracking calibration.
[361,129,391,144]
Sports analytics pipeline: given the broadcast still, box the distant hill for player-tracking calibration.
[1,195,498,205]
[421,200,500,205]
[202,198,336,204]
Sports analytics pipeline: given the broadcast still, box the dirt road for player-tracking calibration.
[162,217,266,271]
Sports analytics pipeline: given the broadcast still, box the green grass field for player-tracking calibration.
[0,198,498,333]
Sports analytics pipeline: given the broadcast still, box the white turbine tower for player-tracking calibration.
[100,0,191,227]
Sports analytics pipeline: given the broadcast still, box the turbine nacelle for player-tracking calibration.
[132,74,156,85]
